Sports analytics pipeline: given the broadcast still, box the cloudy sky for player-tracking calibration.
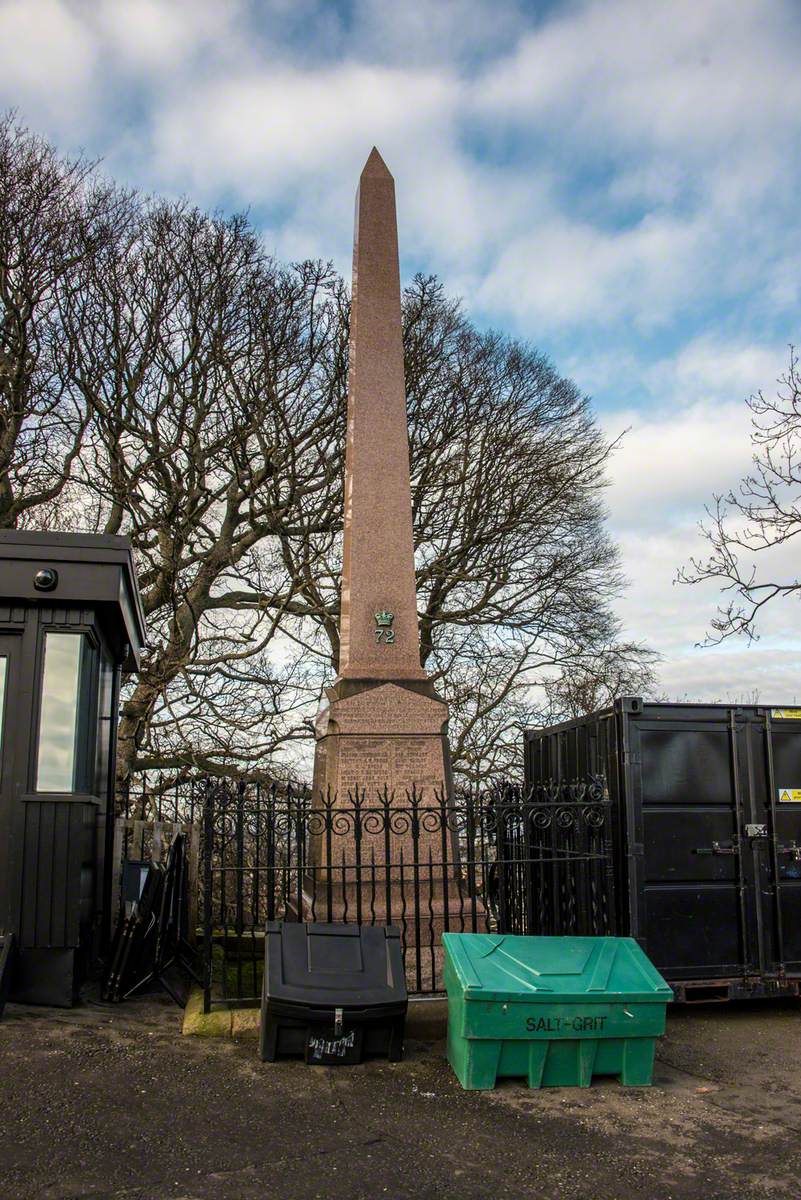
[2,0,799,703]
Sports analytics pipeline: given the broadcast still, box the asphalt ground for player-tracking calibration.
[1,994,800,1199]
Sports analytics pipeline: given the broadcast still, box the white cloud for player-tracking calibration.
[93,0,242,72]
[477,0,801,152]
[599,338,789,530]
[151,63,459,195]
[660,338,788,399]
[468,0,801,331]
[347,0,525,67]
[614,522,801,704]
[2,0,799,337]
[603,399,752,530]
[657,644,801,706]
[476,209,708,329]
[0,0,96,117]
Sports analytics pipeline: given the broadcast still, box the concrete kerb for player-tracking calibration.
[405,995,448,1039]
[181,986,447,1041]
[181,986,233,1038]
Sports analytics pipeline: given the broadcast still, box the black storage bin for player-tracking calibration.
[525,698,801,1002]
[260,922,407,1064]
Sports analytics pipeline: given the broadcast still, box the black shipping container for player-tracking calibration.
[525,699,801,1001]
[260,922,407,1063]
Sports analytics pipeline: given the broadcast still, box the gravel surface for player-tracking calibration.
[1,994,800,1199]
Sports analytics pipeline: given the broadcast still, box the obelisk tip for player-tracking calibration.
[361,146,393,180]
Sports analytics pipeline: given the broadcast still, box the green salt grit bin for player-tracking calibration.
[442,934,672,1090]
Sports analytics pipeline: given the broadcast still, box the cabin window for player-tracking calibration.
[36,632,98,792]
[0,656,7,762]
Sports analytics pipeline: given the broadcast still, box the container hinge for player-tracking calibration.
[334,1007,343,1036]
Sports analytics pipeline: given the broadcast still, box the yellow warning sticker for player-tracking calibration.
[772,708,801,719]
[778,788,801,803]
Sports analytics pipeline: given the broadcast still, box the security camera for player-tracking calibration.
[33,567,59,592]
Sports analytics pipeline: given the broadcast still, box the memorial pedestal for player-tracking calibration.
[312,681,450,802]
[308,679,487,988]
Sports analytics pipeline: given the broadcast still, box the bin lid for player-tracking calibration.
[264,922,407,1012]
[442,934,672,1004]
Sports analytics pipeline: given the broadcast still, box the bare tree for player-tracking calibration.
[541,641,660,724]
[65,199,345,788]
[0,114,127,527]
[679,347,801,642]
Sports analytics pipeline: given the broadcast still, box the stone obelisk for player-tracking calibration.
[313,147,452,808]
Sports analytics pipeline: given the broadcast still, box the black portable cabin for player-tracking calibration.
[0,531,145,1006]
[525,698,801,1001]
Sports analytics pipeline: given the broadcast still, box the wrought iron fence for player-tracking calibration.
[198,777,615,1009]
[119,773,203,823]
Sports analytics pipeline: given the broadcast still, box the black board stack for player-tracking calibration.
[0,932,14,1019]
[103,833,200,1004]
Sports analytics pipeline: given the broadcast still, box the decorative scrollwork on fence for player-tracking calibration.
[529,808,552,830]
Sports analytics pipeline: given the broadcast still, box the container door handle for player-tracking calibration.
[695,839,738,856]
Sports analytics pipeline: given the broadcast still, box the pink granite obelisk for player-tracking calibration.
[312,147,452,810]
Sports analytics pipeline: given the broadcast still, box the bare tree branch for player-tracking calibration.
[678,346,801,643]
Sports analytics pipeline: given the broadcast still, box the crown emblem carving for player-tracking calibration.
[374,610,394,627]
